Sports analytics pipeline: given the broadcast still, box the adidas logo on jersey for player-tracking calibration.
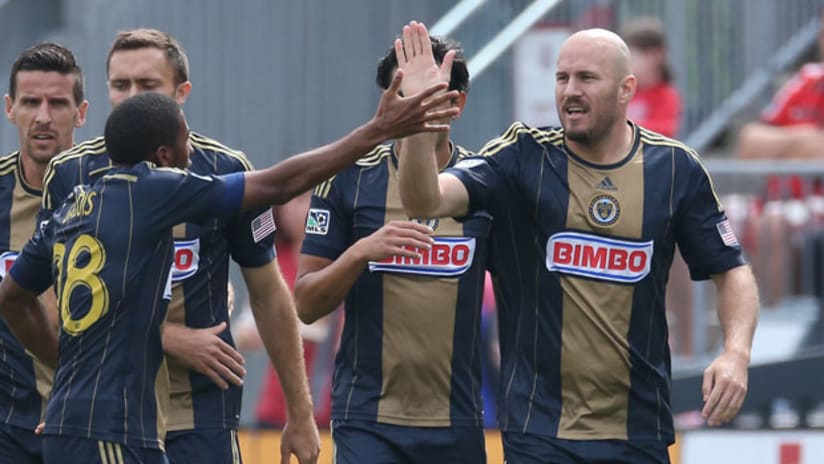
[596,176,617,191]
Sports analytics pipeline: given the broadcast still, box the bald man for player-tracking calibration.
[396,24,759,463]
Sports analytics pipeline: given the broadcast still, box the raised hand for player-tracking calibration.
[371,70,459,140]
[395,21,455,98]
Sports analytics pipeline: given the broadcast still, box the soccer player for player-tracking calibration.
[0,84,458,463]
[0,42,88,464]
[397,24,760,463]
[293,32,489,463]
[43,29,303,463]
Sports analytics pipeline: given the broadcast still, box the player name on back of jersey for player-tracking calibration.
[547,231,653,283]
[368,237,476,277]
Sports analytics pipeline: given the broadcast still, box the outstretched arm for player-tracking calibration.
[0,276,58,368]
[701,264,759,426]
[241,73,460,209]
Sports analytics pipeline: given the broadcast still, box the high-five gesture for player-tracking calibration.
[394,21,456,98]
[370,69,459,139]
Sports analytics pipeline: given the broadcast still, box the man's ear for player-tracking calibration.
[619,75,637,105]
[151,145,173,167]
[452,92,468,119]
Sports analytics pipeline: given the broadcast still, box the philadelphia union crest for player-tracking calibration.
[588,194,620,227]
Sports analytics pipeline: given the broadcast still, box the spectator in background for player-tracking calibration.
[622,16,682,137]
[737,8,824,159]
[623,16,693,356]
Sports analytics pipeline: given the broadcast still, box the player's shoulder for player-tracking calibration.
[189,132,253,173]
[313,144,391,199]
[52,136,107,167]
[478,121,563,157]
[0,150,20,178]
[638,127,709,174]
[354,143,393,168]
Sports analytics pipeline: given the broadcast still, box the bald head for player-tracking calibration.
[560,28,632,79]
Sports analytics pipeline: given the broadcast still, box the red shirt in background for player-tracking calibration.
[761,63,824,127]
[627,83,682,137]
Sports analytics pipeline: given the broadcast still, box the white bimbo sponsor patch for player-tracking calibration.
[172,239,200,282]
[368,237,476,277]
[546,231,653,283]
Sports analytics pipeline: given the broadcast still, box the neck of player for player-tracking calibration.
[19,150,49,190]
[567,121,635,166]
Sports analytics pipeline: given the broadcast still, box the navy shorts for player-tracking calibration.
[42,435,167,464]
[0,422,42,464]
[331,419,486,464]
[165,428,241,464]
[502,431,670,464]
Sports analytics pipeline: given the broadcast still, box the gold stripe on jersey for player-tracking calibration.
[0,151,18,173]
[556,147,646,440]
[97,442,106,463]
[355,144,392,167]
[42,137,108,208]
[231,429,241,464]
[479,122,563,157]
[189,132,253,171]
[104,173,138,183]
[166,222,196,431]
[9,179,40,250]
[373,158,462,426]
[316,145,394,199]
[639,128,723,212]
[155,357,171,440]
[114,443,124,464]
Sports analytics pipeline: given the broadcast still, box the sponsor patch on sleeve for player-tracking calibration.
[251,208,277,243]
[716,219,739,247]
[305,208,330,235]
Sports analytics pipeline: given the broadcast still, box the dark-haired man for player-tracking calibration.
[43,28,310,464]
[0,42,87,464]
[0,81,458,463]
[294,29,490,464]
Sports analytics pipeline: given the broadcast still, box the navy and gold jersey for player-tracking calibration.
[302,143,490,427]
[448,122,745,444]
[10,161,244,449]
[0,151,54,430]
[41,133,275,432]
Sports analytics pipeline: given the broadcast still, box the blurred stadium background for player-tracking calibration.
[3,0,824,462]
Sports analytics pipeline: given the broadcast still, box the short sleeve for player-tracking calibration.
[446,123,525,216]
[226,206,276,268]
[300,175,351,260]
[674,156,746,280]
[145,169,244,234]
[8,220,54,294]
